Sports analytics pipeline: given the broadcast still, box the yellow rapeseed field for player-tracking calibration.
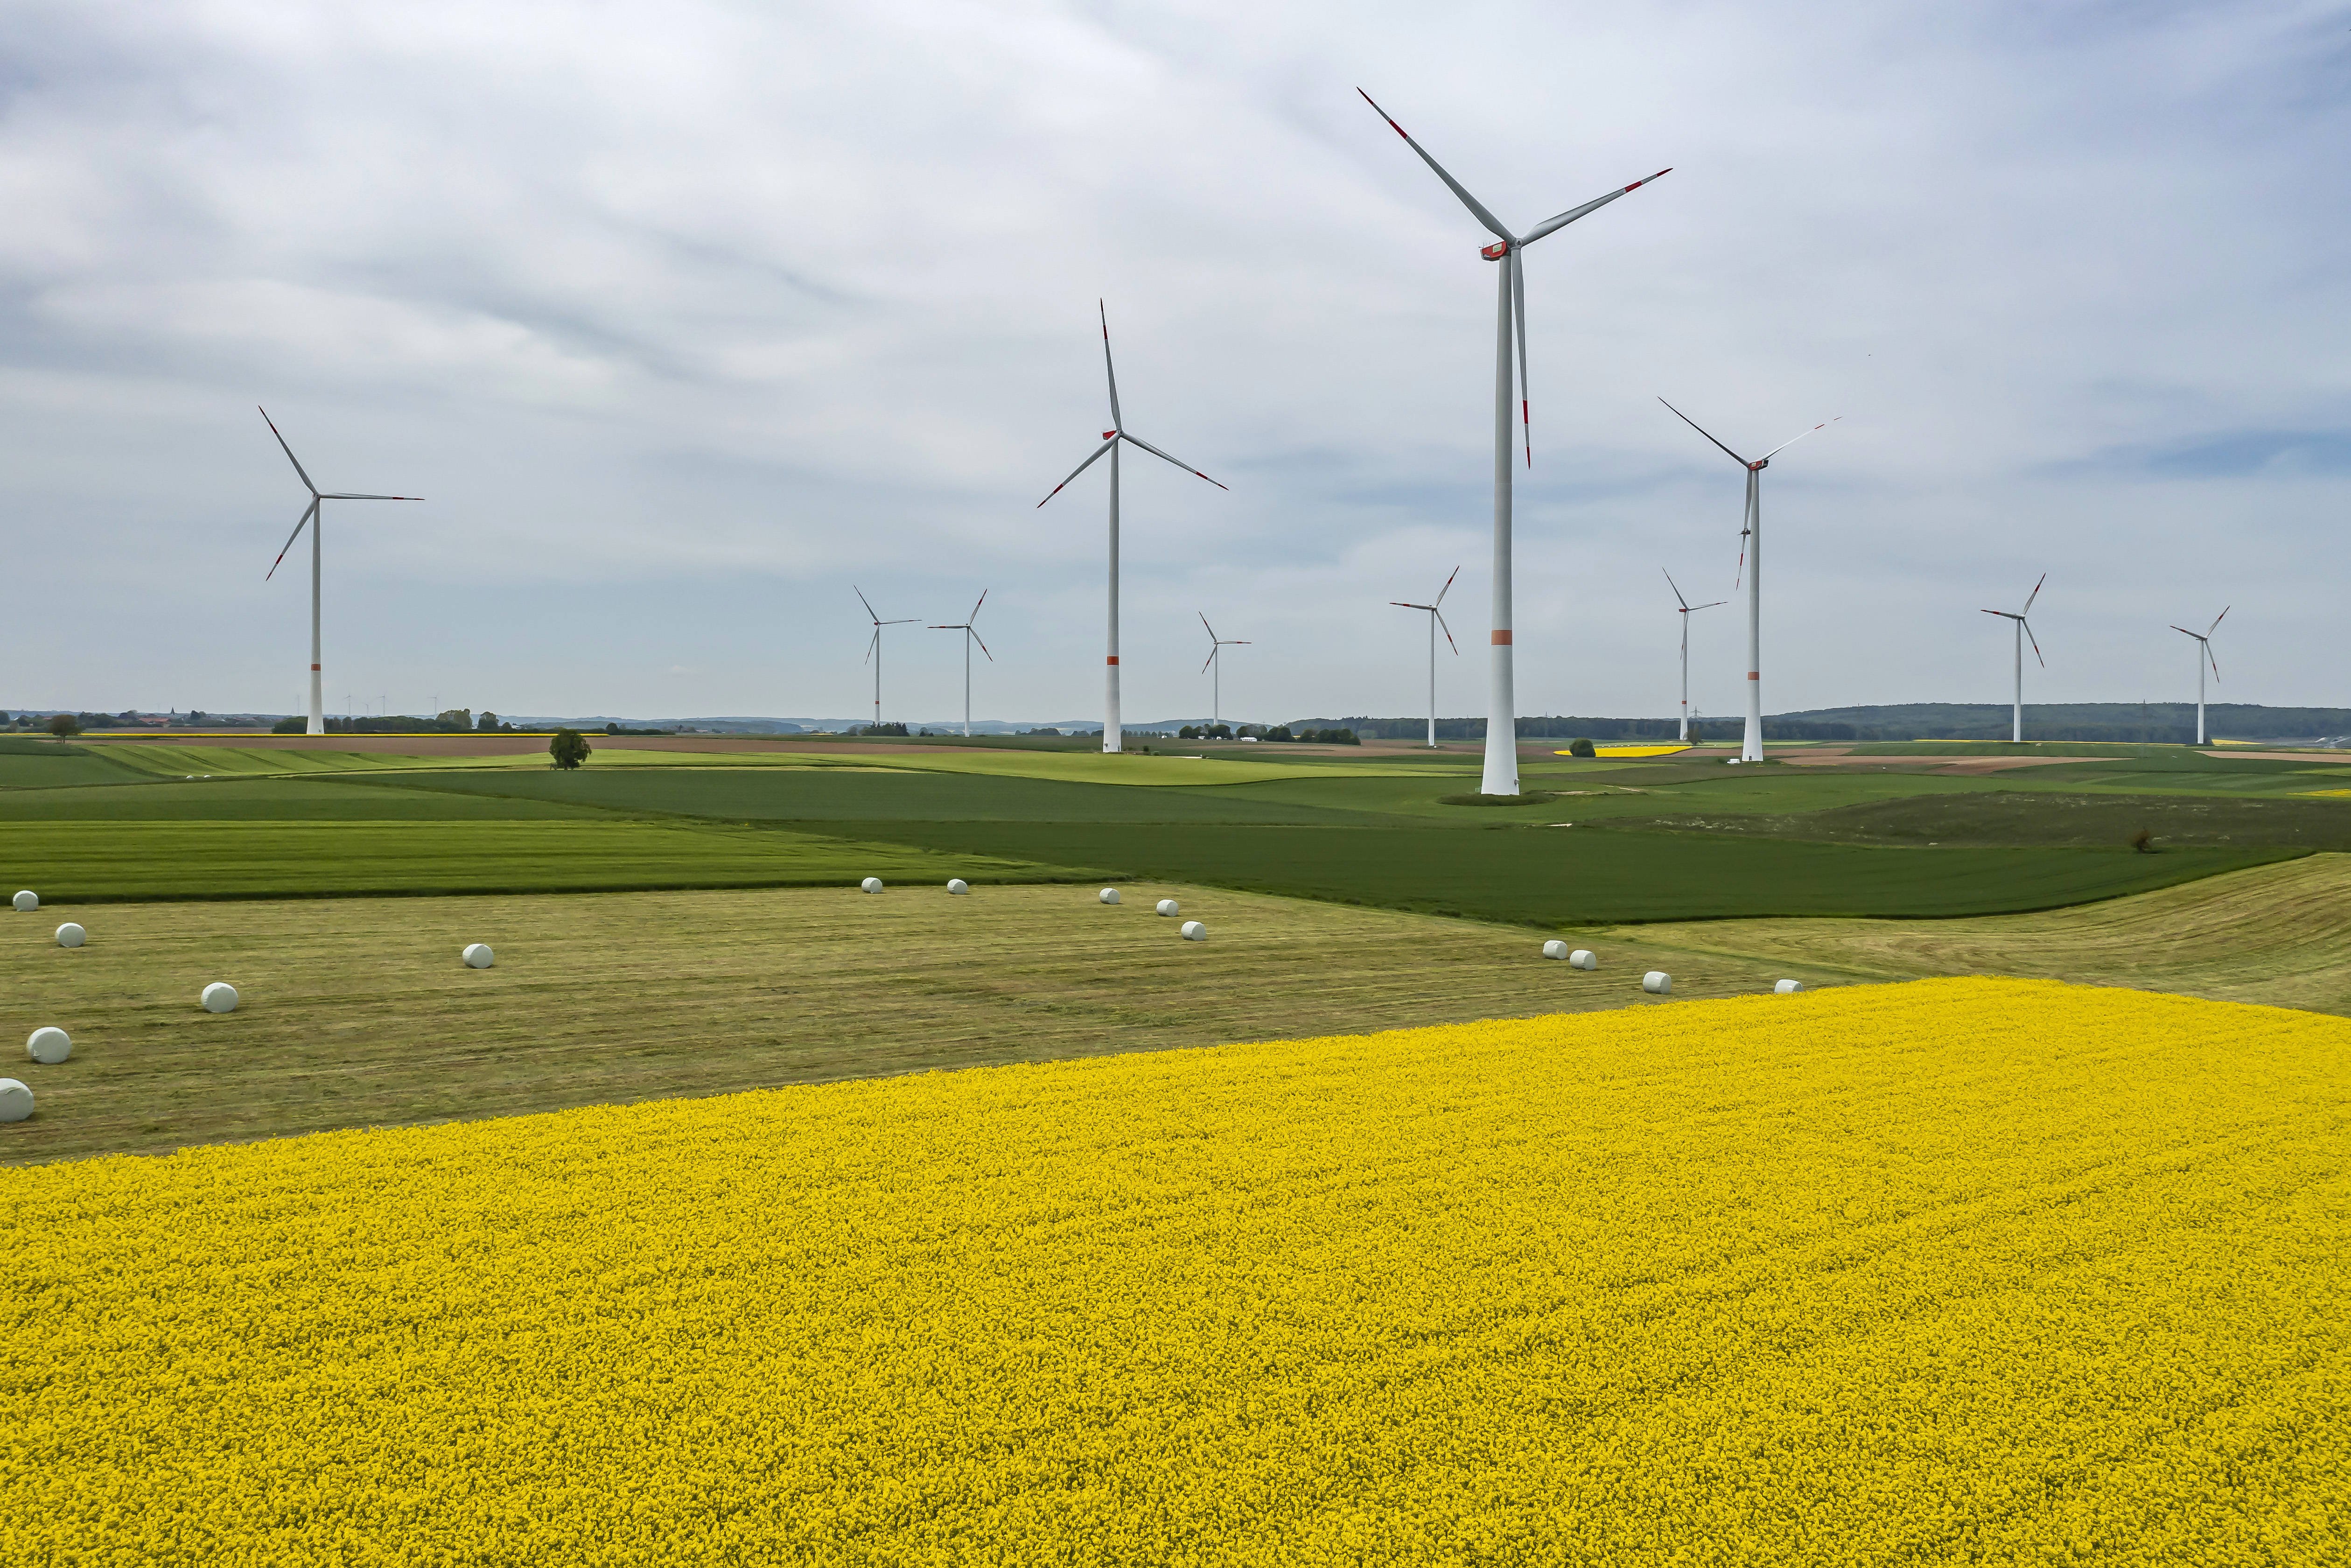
[3,977,2345,1565]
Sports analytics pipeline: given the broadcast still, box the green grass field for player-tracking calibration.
[1618,788,2351,850]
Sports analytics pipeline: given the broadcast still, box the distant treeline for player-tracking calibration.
[1303,702,2351,744]
[1297,716,1862,742]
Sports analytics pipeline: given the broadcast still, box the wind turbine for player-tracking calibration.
[2171,607,2227,746]
[1657,401,1836,762]
[1980,574,2046,743]
[259,408,420,736]
[1037,303,1228,755]
[1359,90,1668,796]
[1198,614,1250,731]
[930,591,992,738]
[1391,566,1460,748]
[856,586,918,732]
[1663,569,1726,744]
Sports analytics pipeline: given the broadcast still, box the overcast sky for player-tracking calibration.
[3,0,2345,725]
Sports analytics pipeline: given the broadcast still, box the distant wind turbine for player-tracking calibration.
[930,591,993,737]
[1037,303,1227,755]
[1663,569,1727,743]
[1980,574,2046,743]
[1391,566,1460,749]
[259,408,420,736]
[856,586,919,732]
[2171,607,2227,746]
[1199,613,1250,731]
[1657,400,1837,762]
[1360,89,1669,796]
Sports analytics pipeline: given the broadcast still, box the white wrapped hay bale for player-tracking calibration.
[1098,888,1121,905]
[1155,898,1180,917]
[1642,971,1672,995]
[1541,939,1568,960]
[1571,950,1597,971]
[201,982,239,1014]
[55,923,85,948]
[1774,979,1804,995]
[0,1078,30,1123]
[860,877,884,894]
[26,1027,70,1064]
[1180,921,1207,942]
[462,944,495,969]
[946,879,970,895]
[12,890,37,912]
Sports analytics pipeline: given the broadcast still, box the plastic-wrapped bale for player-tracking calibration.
[1642,971,1672,995]
[1098,889,1121,905]
[201,982,239,1014]
[55,923,85,949]
[12,890,37,912]
[1775,978,1805,995]
[26,1027,70,1064]
[462,944,495,970]
[1570,950,1598,971]
[0,1078,30,1123]
[1155,899,1180,917]
[1541,939,1568,960]
[1179,921,1207,943]
[946,879,970,895]
[860,877,884,894]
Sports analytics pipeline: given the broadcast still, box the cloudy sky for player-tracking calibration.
[4,0,2345,725]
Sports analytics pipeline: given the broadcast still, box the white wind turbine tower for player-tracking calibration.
[259,408,420,736]
[1198,613,1250,730]
[856,586,919,732]
[1663,569,1726,743]
[930,591,993,737]
[1980,574,2046,743]
[1390,566,1460,748]
[1657,401,1837,762]
[2171,607,2227,746]
[1037,303,1228,755]
[1359,89,1668,796]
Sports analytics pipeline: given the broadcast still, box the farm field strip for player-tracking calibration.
[4,979,2343,1562]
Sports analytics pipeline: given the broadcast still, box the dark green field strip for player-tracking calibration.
[1208,764,2008,822]
[0,777,609,821]
[0,821,1088,902]
[1843,741,2235,760]
[802,820,2295,927]
[363,765,1411,825]
[2008,760,2351,795]
[1615,790,2351,850]
[0,743,161,790]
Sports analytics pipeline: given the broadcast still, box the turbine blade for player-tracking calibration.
[1658,398,1750,467]
[1229,640,1252,646]
[1663,567,1690,609]
[2021,572,2045,616]
[885,617,920,625]
[864,628,879,665]
[1199,611,1218,642]
[1435,564,1460,606]
[321,493,420,501]
[2022,618,2044,667]
[2208,605,2229,636]
[258,406,320,496]
[1693,600,1727,611]
[1355,88,1512,242]
[265,498,317,581]
[1521,168,1673,245]
[855,584,880,623]
[1982,609,2014,618]
[2207,644,2221,681]
[971,629,993,662]
[1511,249,1531,467]
[1037,436,1117,506]
[969,588,987,623]
[2170,625,2200,639]
[1201,646,1218,674]
[1099,301,1123,432]
[1761,416,1840,461]
[1120,430,1227,490]
[1433,607,1458,654]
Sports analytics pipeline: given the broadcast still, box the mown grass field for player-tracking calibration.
[5,979,2343,1562]
[1623,788,2351,850]
[0,883,1799,1165]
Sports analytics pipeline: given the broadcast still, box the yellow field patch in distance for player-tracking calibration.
[1556,744,1691,759]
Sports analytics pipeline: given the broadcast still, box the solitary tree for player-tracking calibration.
[549,728,591,770]
[477,710,499,731]
[47,713,79,737]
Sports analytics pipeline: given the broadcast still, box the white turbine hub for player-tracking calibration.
[1570,950,1597,971]
[946,879,970,895]
[1541,939,1568,960]
[462,944,495,969]
[1156,898,1180,917]
[1642,971,1672,995]
[0,1079,30,1123]
[1179,921,1207,942]
[1098,888,1121,905]
[26,1027,71,1064]
[12,890,37,912]
[1774,979,1804,995]
[201,982,239,1014]
[860,877,884,894]
[55,923,85,949]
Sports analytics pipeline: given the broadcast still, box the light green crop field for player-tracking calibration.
[0,883,1798,1165]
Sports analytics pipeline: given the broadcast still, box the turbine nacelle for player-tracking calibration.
[1480,240,1511,261]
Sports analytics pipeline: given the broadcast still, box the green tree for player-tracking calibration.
[476,711,499,731]
[437,708,472,731]
[47,713,80,737]
[1568,737,1596,757]
[548,728,591,770]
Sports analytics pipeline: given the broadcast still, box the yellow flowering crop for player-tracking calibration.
[3,977,2345,1565]
[1557,743,1692,758]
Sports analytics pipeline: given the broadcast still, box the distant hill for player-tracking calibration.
[1291,704,2351,745]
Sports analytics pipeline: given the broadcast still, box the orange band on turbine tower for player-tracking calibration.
[1490,630,1512,645]
[1106,656,1119,665]
[1747,672,1759,679]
